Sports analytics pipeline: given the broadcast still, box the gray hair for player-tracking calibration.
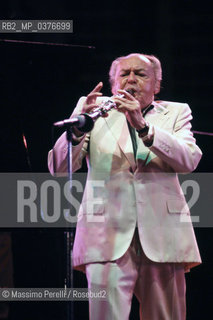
[109,53,162,93]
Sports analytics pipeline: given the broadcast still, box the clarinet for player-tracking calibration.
[54,89,134,132]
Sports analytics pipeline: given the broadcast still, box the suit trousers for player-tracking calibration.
[85,230,186,320]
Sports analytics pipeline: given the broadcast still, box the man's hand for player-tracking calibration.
[82,82,103,114]
[113,89,147,130]
[72,82,103,137]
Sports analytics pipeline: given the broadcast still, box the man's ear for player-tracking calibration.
[154,80,161,94]
[111,84,117,95]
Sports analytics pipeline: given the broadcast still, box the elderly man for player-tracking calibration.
[48,53,202,320]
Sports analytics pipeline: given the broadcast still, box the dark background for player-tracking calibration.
[0,0,212,319]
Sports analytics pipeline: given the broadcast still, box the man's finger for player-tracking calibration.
[86,82,103,104]
[87,92,103,99]
[86,92,103,105]
[117,89,135,100]
[83,103,99,114]
[91,81,103,93]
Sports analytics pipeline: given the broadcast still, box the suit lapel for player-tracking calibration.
[146,101,170,126]
[104,109,136,168]
[136,101,170,166]
[104,101,170,168]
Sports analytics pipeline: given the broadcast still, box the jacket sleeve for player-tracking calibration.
[48,97,89,175]
[150,103,202,172]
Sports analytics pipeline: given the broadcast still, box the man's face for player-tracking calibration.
[112,55,159,109]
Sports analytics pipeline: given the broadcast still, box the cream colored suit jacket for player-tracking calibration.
[48,97,202,272]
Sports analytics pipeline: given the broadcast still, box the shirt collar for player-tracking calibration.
[142,104,154,117]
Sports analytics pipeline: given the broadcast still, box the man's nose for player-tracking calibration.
[127,71,136,83]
